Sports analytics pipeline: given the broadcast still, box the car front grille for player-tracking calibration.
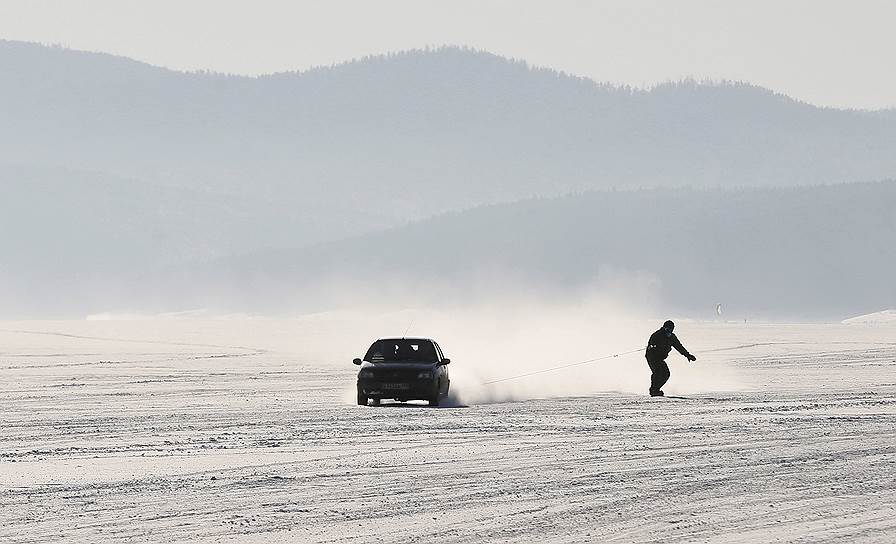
[371,370,420,381]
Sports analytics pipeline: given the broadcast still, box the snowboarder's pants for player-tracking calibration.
[646,357,670,394]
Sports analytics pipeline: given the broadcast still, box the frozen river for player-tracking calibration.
[0,318,894,542]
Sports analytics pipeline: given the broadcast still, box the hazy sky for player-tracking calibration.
[1,0,894,109]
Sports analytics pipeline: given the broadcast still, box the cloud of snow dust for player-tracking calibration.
[313,279,747,406]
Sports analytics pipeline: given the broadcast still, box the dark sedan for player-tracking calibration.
[354,338,451,406]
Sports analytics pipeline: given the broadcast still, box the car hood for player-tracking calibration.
[361,361,439,371]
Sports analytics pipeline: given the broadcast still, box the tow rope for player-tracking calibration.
[479,341,813,386]
[481,348,644,385]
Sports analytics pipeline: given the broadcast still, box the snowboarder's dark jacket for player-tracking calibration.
[645,329,693,361]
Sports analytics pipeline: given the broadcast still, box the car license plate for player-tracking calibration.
[381,383,410,390]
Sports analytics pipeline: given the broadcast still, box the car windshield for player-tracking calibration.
[364,339,438,363]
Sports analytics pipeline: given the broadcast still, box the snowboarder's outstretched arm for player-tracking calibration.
[672,334,697,361]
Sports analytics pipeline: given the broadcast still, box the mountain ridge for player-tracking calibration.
[2,40,895,317]
[4,39,894,202]
[6,39,894,115]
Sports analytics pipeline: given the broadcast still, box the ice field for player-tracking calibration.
[0,317,894,542]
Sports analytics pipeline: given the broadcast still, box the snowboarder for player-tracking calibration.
[645,320,696,396]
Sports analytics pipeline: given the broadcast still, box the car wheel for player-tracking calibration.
[371,398,381,406]
[357,390,368,406]
[429,382,440,406]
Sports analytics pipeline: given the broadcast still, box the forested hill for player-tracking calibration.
[191,181,896,320]
[2,41,895,317]
[2,40,895,227]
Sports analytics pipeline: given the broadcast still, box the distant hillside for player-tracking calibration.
[842,310,896,325]
[179,181,896,320]
[2,41,896,244]
[2,41,895,317]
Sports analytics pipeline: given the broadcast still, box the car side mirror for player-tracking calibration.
[441,358,450,365]
[353,358,362,366]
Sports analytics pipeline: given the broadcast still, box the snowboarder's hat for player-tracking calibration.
[663,320,675,331]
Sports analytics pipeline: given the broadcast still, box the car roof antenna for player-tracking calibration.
[403,318,414,339]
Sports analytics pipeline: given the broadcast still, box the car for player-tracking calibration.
[354,337,451,406]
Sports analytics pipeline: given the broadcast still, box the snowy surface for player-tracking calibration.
[843,310,896,326]
[0,319,894,542]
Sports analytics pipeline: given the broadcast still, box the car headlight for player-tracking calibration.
[359,370,374,378]
[416,371,432,379]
